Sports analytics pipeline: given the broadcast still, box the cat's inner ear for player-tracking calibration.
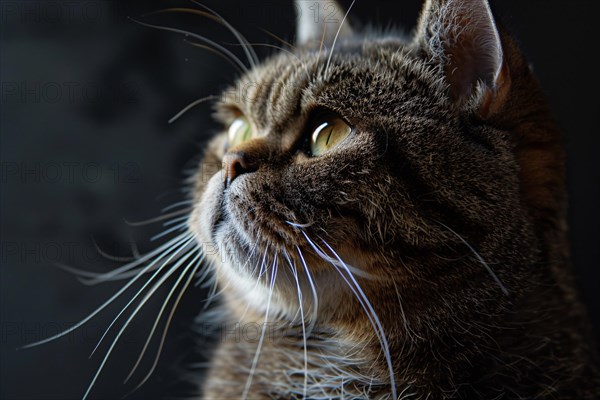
[295,0,353,48]
[416,0,510,114]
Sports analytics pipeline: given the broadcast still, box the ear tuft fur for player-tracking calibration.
[416,0,507,110]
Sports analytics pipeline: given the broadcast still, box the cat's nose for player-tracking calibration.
[222,151,258,186]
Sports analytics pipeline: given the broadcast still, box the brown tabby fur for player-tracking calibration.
[189,0,600,398]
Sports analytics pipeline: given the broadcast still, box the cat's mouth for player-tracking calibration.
[196,171,312,273]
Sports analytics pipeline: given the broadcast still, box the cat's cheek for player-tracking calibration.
[191,172,224,250]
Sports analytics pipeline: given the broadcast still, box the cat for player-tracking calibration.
[28,0,597,399]
[188,0,600,399]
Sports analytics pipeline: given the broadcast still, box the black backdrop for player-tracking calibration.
[1,1,599,399]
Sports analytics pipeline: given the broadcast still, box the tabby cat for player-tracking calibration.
[189,0,600,398]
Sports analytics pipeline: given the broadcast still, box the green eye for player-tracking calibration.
[227,116,253,147]
[310,115,353,156]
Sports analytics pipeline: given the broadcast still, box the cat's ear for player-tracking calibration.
[295,0,353,48]
[415,0,510,116]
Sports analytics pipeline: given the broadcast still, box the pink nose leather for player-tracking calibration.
[222,151,257,186]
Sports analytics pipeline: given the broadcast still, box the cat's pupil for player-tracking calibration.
[310,116,352,156]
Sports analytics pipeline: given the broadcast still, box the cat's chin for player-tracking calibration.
[193,172,267,273]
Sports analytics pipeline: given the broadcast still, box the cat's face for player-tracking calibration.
[189,0,557,328]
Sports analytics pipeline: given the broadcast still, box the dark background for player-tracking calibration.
[1,1,598,399]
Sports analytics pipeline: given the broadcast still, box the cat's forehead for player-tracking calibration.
[218,37,447,132]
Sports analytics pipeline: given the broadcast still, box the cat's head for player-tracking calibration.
[190,0,564,331]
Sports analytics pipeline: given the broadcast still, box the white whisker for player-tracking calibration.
[161,200,193,213]
[285,252,309,399]
[191,1,258,67]
[88,235,136,263]
[229,42,311,83]
[286,220,314,229]
[300,231,397,399]
[435,220,509,296]
[74,233,192,284]
[237,245,269,324]
[296,246,319,334]
[150,221,188,242]
[286,223,377,280]
[324,0,357,77]
[184,40,246,75]
[124,208,189,227]
[18,233,192,350]
[124,251,204,384]
[127,255,203,394]
[129,19,248,72]
[241,258,278,400]
[82,237,198,400]
[163,215,190,227]
[88,237,197,357]
[168,95,218,124]
[318,237,397,400]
